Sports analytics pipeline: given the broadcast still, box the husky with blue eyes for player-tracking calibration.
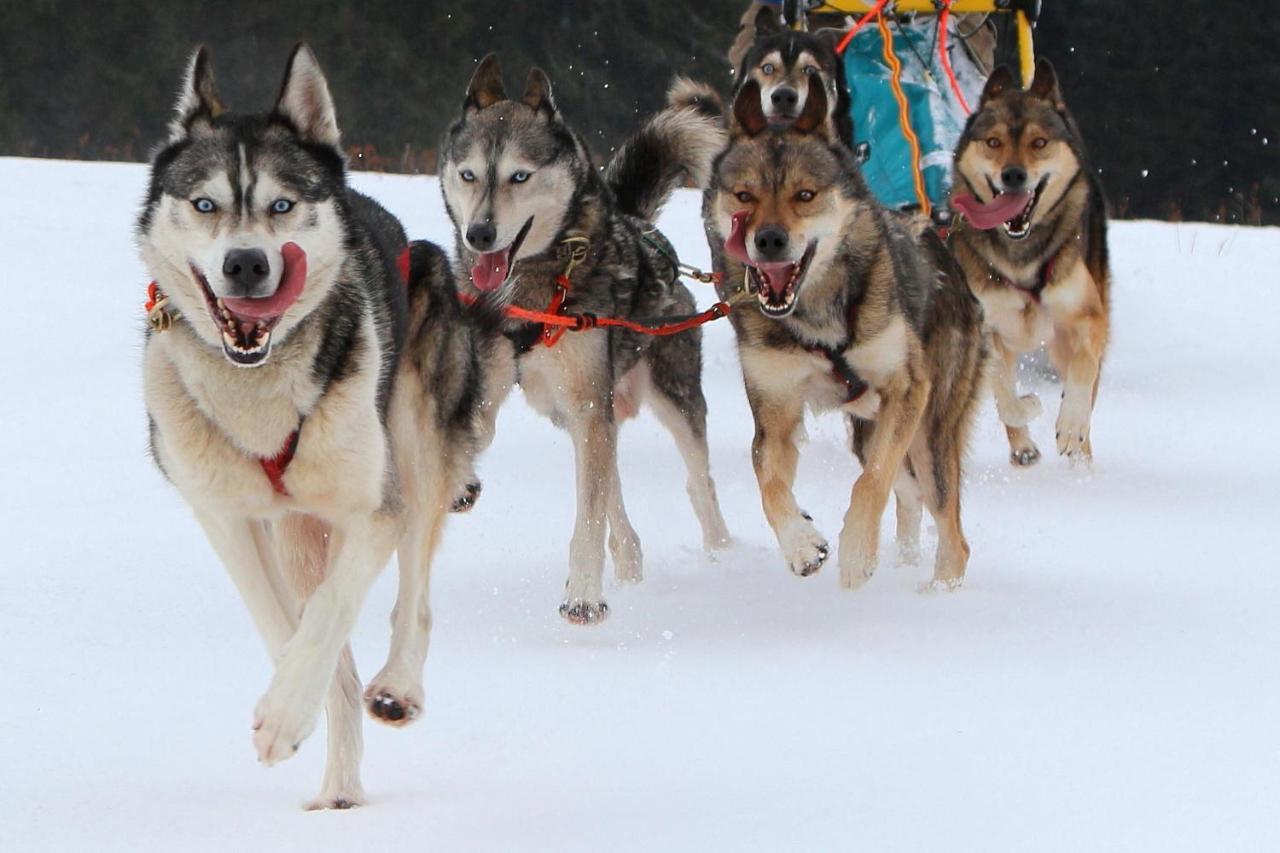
[439,55,732,625]
[137,44,507,809]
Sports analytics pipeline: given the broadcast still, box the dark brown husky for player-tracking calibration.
[950,59,1111,466]
[705,77,987,591]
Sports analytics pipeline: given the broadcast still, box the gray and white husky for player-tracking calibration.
[138,44,506,808]
[439,56,731,624]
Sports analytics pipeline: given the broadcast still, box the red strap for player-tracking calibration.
[457,274,730,346]
[396,247,411,287]
[835,0,890,55]
[259,430,300,497]
[145,281,161,312]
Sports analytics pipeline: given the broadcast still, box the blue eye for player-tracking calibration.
[512,170,531,184]
[193,198,216,213]
[271,198,294,214]
[460,169,476,182]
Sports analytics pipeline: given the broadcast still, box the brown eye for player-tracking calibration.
[735,190,756,204]
[761,63,775,75]
[1031,137,1049,150]
[986,137,1002,149]
[795,189,815,203]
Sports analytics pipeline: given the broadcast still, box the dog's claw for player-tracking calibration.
[365,690,420,726]
[560,599,609,625]
[1011,446,1041,467]
[450,481,482,513]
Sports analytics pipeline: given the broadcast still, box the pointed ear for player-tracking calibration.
[274,43,340,148]
[465,53,507,112]
[754,4,782,35]
[792,75,829,137]
[979,65,1015,105]
[732,80,769,137]
[1029,58,1064,106]
[169,46,226,142]
[521,67,556,117]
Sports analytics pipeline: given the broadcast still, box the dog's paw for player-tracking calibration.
[917,575,964,594]
[560,599,609,625]
[364,682,422,727]
[305,784,366,812]
[1055,398,1093,460]
[252,697,318,766]
[1010,444,1041,467]
[779,516,829,577]
[839,549,877,591]
[450,481,482,513]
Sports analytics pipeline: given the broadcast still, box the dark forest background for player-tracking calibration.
[1,1,1276,224]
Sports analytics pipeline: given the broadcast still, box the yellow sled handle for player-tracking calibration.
[811,0,1039,89]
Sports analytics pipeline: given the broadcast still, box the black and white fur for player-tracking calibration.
[138,44,504,808]
[439,56,731,624]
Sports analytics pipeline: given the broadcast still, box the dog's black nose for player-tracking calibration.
[222,248,270,293]
[754,225,789,260]
[771,86,799,113]
[1001,166,1028,190]
[467,222,497,251]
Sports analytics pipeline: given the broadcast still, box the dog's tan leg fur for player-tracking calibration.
[647,390,732,552]
[1045,266,1108,461]
[991,336,1043,466]
[751,395,829,576]
[839,373,929,590]
[892,466,923,566]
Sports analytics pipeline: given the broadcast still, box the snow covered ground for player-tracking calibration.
[2,157,1278,851]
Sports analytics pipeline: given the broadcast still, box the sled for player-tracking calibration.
[779,0,1041,220]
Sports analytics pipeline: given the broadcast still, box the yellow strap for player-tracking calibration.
[877,14,930,217]
[1017,10,1037,89]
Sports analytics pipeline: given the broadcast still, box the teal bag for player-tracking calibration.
[843,24,970,212]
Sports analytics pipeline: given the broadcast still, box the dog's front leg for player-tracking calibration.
[990,333,1043,467]
[556,339,616,624]
[838,374,929,590]
[1052,305,1107,462]
[253,512,399,765]
[749,393,828,577]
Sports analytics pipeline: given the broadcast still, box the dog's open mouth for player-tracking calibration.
[470,217,533,293]
[748,242,815,319]
[1000,178,1049,240]
[194,242,307,367]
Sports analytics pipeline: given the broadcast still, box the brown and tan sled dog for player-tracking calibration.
[950,59,1111,466]
[705,77,987,591]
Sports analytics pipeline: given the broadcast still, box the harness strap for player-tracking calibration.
[259,426,301,497]
[796,299,869,403]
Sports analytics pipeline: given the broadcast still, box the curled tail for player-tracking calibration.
[605,78,726,222]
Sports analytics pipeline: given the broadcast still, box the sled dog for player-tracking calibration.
[138,45,503,807]
[950,60,1111,465]
[439,56,731,624]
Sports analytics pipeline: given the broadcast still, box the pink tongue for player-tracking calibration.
[470,249,511,293]
[757,262,795,298]
[952,191,1033,230]
[724,210,752,265]
[223,242,307,320]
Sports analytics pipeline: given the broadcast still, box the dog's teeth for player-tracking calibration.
[216,298,225,309]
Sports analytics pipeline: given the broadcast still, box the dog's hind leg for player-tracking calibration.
[893,466,923,567]
[367,460,448,727]
[273,514,366,810]
[991,335,1042,467]
[606,471,644,584]
[646,332,731,551]
[906,424,971,592]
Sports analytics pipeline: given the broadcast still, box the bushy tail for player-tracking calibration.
[604,78,726,222]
